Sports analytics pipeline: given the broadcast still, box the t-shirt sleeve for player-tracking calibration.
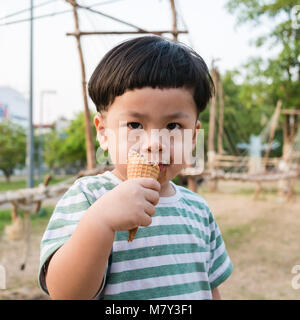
[38,178,107,297]
[207,208,233,289]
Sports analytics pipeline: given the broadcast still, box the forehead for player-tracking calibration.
[106,87,197,120]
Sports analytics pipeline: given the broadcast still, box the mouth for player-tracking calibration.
[158,163,169,172]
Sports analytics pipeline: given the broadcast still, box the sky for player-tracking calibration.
[0,0,271,125]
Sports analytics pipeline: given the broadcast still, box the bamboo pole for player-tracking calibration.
[34,174,52,214]
[217,70,224,155]
[66,30,188,36]
[262,100,282,170]
[208,67,218,191]
[208,67,217,166]
[169,0,178,41]
[66,0,96,170]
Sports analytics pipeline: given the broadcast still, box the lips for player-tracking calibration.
[158,164,168,171]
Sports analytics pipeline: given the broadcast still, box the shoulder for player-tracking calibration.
[175,183,210,210]
[71,171,119,200]
[174,183,214,222]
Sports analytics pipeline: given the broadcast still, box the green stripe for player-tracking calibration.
[47,219,79,230]
[156,207,210,227]
[210,261,233,289]
[209,250,228,275]
[103,280,211,300]
[211,233,223,249]
[107,262,207,285]
[61,187,82,199]
[179,197,208,211]
[54,201,90,214]
[115,224,210,243]
[83,192,95,204]
[41,234,71,246]
[111,243,208,263]
[100,175,111,182]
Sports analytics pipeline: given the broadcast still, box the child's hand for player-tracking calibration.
[98,178,161,232]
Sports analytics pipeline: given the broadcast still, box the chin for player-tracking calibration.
[157,164,183,184]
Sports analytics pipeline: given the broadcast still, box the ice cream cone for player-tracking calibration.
[127,150,160,241]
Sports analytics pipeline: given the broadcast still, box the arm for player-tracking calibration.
[46,200,115,300]
[212,287,221,300]
[45,178,160,300]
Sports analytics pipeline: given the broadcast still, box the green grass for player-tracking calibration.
[0,176,70,192]
[0,206,54,236]
[222,224,253,250]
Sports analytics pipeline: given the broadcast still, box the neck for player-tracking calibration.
[159,180,175,197]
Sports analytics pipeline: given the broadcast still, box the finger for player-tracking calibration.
[137,178,161,192]
[144,201,156,217]
[140,213,152,227]
[143,188,160,206]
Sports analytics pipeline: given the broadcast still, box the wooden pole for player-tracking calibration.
[262,100,282,170]
[169,0,178,41]
[208,67,217,165]
[67,0,96,170]
[66,30,188,36]
[208,67,218,191]
[217,70,224,155]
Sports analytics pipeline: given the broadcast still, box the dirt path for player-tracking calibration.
[200,181,300,300]
[0,231,49,300]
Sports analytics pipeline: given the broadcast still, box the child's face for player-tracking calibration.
[94,87,200,188]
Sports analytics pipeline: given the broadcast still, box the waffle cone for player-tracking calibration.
[127,151,159,242]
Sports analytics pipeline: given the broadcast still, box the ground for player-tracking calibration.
[0,179,299,300]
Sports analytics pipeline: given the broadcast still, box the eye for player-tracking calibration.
[127,122,143,129]
[166,122,182,130]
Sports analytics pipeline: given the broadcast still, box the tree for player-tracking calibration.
[226,0,300,108]
[44,111,98,172]
[0,120,26,182]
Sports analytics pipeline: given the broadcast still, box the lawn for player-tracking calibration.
[0,176,71,192]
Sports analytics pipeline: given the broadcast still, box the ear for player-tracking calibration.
[94,112,108,150]
[192,120,201,148]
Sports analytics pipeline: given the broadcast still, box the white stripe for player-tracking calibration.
[105,271,208,295]
[209,255,231,283]
[150,289,212,300]
[49,210,85,222]
[113,234,207,252]
[57,193,88,207]
[40,241,65,263]
[149,215,210,237]
[90,186,108,199]
[43,224,77,241]
[110,252,210,273]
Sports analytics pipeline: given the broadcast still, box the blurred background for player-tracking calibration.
[0,0,299,300]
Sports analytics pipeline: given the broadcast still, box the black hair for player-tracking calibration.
[88,35,214,115]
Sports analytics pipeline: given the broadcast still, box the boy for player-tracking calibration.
[39,36,233,300]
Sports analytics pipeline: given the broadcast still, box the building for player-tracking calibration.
[0,86,28,128]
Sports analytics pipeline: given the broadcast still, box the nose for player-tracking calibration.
[140,129,167,163]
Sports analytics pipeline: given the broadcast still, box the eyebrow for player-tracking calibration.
[120,111,190,120]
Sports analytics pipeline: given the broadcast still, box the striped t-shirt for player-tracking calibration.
[39,170,233,300]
